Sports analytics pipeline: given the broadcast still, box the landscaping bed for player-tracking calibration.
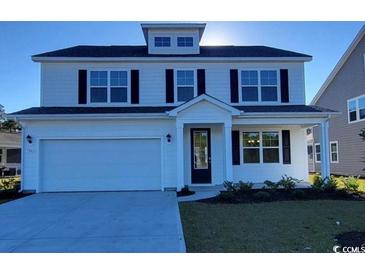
[200,188,365,204]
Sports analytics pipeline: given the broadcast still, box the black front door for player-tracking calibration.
[191,128,212,184]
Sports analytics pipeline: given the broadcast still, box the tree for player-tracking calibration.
[0,105,21,133]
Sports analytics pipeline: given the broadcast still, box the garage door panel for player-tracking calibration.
[40,139,161,192]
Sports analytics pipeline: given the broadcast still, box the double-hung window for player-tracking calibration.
[176,70,195,102]
[154,37,171,47]
[348,95,365,123]
[262,132,280,163]
[177,37,193,47]
[242,131,280,164]
[315,143,321,163]
[242,132,260,163]
[330,141,339,163]
[90,70,128,103]
[90,71,108,103]
[241,70,278,102]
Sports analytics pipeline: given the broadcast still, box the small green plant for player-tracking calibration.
[323,176,338,192]
[253,191,271,201]
[278,175,299,191]
[219,191,236,202]
[312,174,325,191]
[292,189,306,199]
[263,180,279,191]
[0,178,19,191]
[237,181,254,193]
[340,176,360,192]
[223,181,237,192]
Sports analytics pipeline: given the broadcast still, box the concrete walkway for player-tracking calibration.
[0,191,185,252]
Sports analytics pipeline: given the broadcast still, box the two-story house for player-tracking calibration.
[11,23,336,193]
[310,25,365,177]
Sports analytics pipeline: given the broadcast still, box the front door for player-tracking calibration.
[191,128,212,184]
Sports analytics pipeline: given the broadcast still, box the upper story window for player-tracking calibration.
[177,37,193,47]
[348,94,365,123]
[90,70,128,104]
[154,37,171,47]
[176,70,195,102]
[241,70,278,102]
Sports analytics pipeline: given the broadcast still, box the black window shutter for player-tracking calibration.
[197,69,206,95]
[280,69,289,103]
[165,69,174,103]
[282,130,291,164]
[131,70,139,104]
[232,130,240,165]
[230,69,239,103]
[78,70,87,104]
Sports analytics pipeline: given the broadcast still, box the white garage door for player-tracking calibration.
[40,138,162,192]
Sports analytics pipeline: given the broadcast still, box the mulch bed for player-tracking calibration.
[335,231,365,250]
[200,189,365,204]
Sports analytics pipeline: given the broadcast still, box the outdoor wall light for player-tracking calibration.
[26,134,32,144]
[166,133,172,143]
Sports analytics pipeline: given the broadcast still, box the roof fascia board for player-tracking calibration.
[32,56,312,63]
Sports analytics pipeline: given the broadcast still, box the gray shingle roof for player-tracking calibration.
[32,45,311,58]
[10,105,335,116]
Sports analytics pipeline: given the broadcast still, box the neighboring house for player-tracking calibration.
[310,25,365,177]
[10,23,336,193]
[0,132,21,176]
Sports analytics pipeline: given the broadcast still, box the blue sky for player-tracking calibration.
[0,21,363,113]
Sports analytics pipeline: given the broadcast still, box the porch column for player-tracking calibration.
[320,119,330,179]
[176,121,185,190]
[224,122,233,181]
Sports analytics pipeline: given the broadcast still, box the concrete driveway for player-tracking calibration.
[0,191,185,252]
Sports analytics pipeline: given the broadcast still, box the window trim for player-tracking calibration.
[330,141,339,163]
[87,69,130,105]
[174,69,197,103]
[347,94,365,124]
[239,69,281,104]
[240,130,282,165]
[154,36,171,47]
[314,143,321,163]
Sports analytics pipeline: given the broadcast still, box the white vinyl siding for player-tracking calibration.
[40,62,305,107]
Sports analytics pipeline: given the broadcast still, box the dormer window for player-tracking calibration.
[177,37,193,47]
[154,37,171,47]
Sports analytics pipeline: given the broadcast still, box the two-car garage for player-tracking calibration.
[39,138,162,192]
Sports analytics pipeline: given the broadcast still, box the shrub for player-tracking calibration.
[253,191,271,201]
[278,175,299,191]
[218,191,236,202]
[223,181,237,192]
[237,181,254,193]
[312,174,325,191]
[340,176,360,192]
[263,180,279,191]
[324,176,338,192]
[0,178,19,191]
[292,189,306,199]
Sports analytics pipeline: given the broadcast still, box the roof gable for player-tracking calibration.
[311,24,365,105]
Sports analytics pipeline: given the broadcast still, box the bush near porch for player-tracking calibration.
[0,176,24,204]
[308,173,365,193]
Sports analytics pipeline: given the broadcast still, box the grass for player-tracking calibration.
[179,200,365,252]
[308,174,365,192]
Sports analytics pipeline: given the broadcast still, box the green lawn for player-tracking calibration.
[179,200,365,252]
[308,174,365,192]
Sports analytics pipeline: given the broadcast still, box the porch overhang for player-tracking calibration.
[167,94,241,117]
